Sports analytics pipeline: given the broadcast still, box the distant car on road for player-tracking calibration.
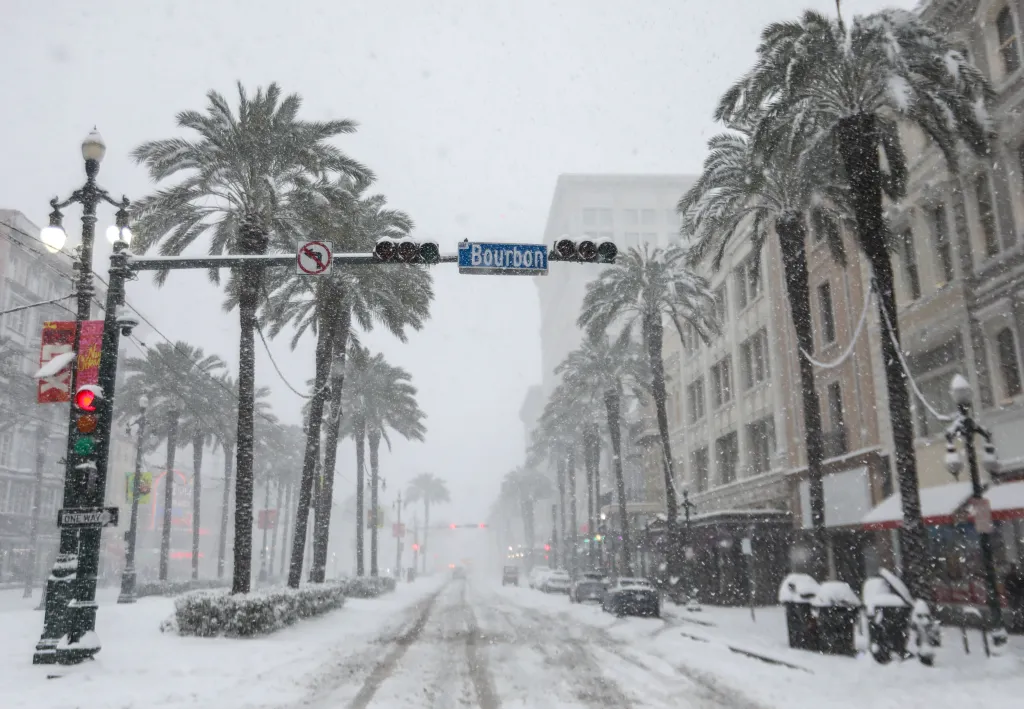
[540,570,571,594]
[502,566,520,586]
[452,566,466,580]
[570,573,607,604]
[527,566,551,589]
[601,577,660,618]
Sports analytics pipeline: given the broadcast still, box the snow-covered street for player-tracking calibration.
[6,575,1024,708]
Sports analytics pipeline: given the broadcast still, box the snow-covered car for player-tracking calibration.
[602,577,660,617]
[527,566,551,589]
[502,566,520,586]
[569,573,607,604]
[540,570,571,594]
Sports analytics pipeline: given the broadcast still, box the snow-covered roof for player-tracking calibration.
[861,482,973,529]
[985,481,1024,520]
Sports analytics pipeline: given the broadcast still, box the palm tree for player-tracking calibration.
[119,341,227,580]
[339,346,426,577]
[131,82,371,594]
[262,187,433,584]
[678,125,851,578]
[716,9,993,599]
[578,244,716,584]
[555,330,647,575]
[405,473,450,574]
[501,469,552,566]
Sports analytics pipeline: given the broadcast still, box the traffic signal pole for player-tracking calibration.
[34,237,613,667]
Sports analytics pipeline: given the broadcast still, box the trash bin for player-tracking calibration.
[862,576,911,664]
[779,573,820,651]
[812,581,861,656]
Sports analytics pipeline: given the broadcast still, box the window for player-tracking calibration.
[623,232,640,249]
[4,296,28,336]
[692,447,709,493]
[598,209,613,227]
[997,327,1023,398]
[929,205,956,284]
[817,282,837,344]
[714,285,728,324]
[583,208,598,226]
[666,209,681,229]
[915,370,960,438]
[641,209,656,226]
[0,433,12,467]
[624,209,639,226]
[747,417,776,475]
[687,378,706,422]
[711,357,733,408]
[997,6,1021,74]
[715,431,739,485]
[735,255,762,310]
[641,232,657,246]
[975,173,1000,257]
[900,229,922,300]
[825,382,848,457]
[740,329,770,389]
[6,481,30,515]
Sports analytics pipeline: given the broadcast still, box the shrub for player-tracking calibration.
[164,582,347,638]
[344,576,397,598]
[137,579,226,598]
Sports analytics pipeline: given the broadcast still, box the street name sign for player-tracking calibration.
[58,506,120,529]
[296,240,333,275]
[458,242,547,275]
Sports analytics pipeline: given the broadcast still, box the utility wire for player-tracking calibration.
[0,294,76,316]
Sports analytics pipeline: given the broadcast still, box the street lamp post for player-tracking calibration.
[944,374,1007,648]
[118,396,149,604]
[34,130,133,666]
[681,489,697,603]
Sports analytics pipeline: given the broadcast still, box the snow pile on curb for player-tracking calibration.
[162,582,347,637]
[137,579,227,597]
[344,576,397,598]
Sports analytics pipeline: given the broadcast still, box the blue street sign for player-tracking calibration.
[458,242,548,275]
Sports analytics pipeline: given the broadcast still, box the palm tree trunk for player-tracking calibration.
[644,316,683,585]
[567,448,578,576]
[355,421,366,576]
[604,387,632,575]
[777,214,828,580]
[422,500,430,574]
[556,456,566,569]
[279,480,293,577]
[369,430,381,577]
[191,433,204,580]
[584,424,599,570]
[269,479,284,579]
[159,411,179,582]
[287,281,337,589]
[217,442,234,580]
[311,307,352,583]
[231,218,268,595]
[836,113,929,601]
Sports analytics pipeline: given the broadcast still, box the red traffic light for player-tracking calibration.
[544,544,551,552]
[412,543,420,551]
[478,523,487,529]
[450,523,457,529]
[75,387,99,412]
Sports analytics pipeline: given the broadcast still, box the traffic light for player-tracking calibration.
[412,543,420,552]
[544,544,550,552]
[374,236,441,264]
[73,385,102,455]
[549,235,616,263]
[450,523,457,530]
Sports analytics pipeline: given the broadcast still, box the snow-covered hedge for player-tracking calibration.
[163,583,346,638]
[344,576,397,598]
[137,579,227,598]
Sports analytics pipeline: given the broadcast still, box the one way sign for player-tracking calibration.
[57,507,120,529]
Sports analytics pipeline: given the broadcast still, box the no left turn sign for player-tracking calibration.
[296,240,333,275]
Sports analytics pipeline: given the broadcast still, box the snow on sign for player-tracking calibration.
[296,240,333,275]
[57,506,120,528]
[458,241,548,275]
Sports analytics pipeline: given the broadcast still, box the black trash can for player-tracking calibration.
[779,573,821,651]
[863,575,912,664]
[812,581,861,656]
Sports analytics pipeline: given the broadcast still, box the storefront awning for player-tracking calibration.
[862,482,973,530]
[985,480,1024,521]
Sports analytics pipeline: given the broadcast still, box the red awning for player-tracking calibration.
[862,482,973,530]
[985,480,1024,521]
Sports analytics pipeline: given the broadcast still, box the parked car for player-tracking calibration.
[528,566,551,589]
[540,570,572,594]
[570,573,607,604]
[502,566,520,586]
[602,577,660,617]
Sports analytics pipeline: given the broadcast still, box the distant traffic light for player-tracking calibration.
[544,544,551,552]
[450,523,457,529]
[412,543,420,552]
[374,236,441,264]
[549,234,616,263]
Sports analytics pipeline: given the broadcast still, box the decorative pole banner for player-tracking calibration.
[37,320,104,403]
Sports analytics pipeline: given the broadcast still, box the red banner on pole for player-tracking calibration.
[257,509,278,530]
[37,320,104,403]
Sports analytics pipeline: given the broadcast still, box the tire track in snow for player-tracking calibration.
[460,583,500,709]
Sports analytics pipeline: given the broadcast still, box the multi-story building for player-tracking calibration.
[0,209,131,586]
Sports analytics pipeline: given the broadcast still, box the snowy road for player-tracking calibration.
[299,577,762,709]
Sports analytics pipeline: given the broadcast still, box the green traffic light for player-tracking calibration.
[74,436,96,455]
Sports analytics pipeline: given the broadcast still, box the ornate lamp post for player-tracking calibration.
[34,129,132,666]
[944,374,1007,648]
[118,396,149,603]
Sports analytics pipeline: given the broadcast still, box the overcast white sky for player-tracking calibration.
[1,0,914,525]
